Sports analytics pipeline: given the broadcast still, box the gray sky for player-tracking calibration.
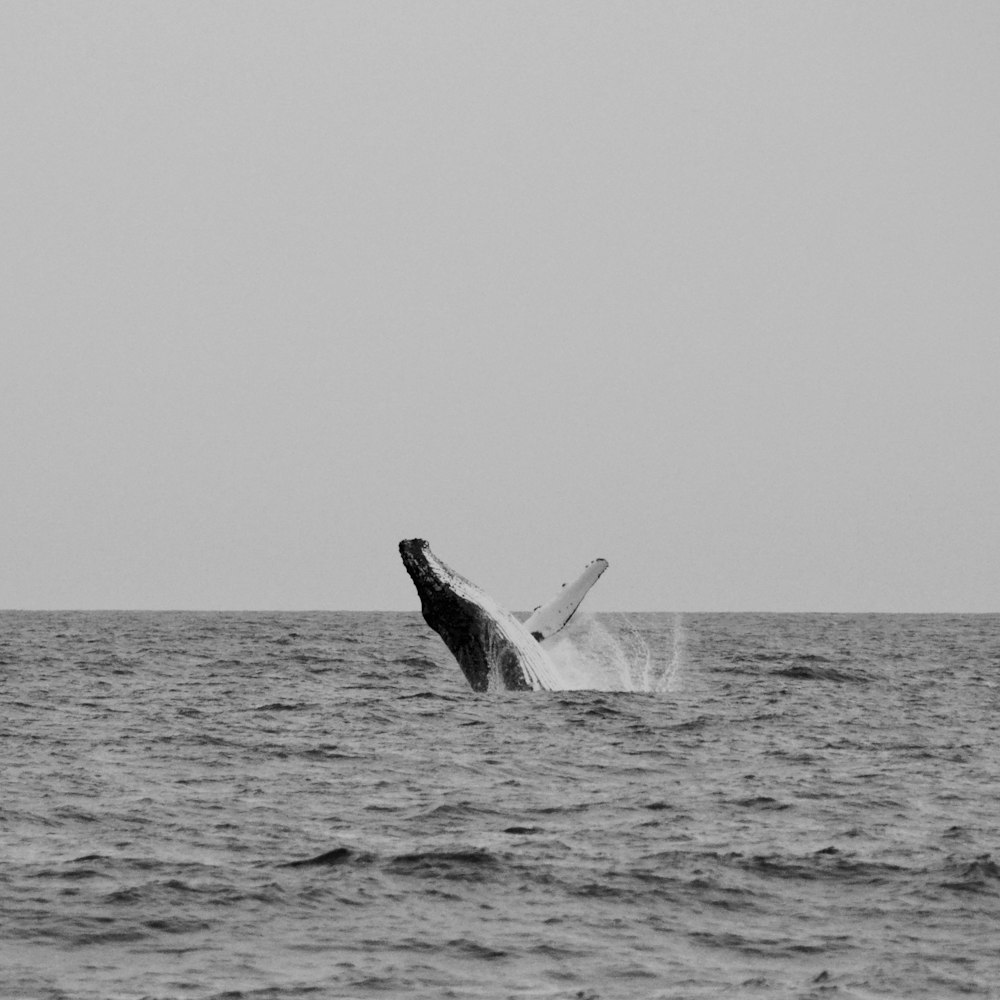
[3,2,998,612]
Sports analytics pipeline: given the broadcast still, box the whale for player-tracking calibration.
[398,538,608,691]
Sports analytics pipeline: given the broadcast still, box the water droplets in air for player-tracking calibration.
[541,613,684,693]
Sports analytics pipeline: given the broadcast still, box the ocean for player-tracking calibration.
[2,611,999,999]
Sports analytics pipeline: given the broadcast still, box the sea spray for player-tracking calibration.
[661,611,686,693]
[541,613,677,692]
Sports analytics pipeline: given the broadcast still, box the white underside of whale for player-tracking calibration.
[481,557,608,690]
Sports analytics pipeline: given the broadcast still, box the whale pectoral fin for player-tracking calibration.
[522,558,608,641]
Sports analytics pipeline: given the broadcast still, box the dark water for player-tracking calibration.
[3,611,999,999]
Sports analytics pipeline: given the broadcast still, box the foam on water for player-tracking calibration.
[541,613,681,692]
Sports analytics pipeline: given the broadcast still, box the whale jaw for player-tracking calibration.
[399,539,554,692]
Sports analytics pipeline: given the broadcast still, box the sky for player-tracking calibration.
[2,2,998,612]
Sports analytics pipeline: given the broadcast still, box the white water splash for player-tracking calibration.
[540,613,683,693]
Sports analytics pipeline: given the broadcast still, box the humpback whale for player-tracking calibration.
[398,538,608,691]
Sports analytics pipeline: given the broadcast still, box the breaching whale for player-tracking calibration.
[398,538,608,691]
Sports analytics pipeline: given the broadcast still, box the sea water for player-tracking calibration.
[3,611,999,999]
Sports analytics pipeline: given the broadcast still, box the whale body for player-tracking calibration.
[398,538,607,691]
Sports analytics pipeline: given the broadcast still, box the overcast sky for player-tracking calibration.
[3,2,998,612]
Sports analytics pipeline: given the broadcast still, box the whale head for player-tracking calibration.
[398,538,450,614]
[398,538,485,635]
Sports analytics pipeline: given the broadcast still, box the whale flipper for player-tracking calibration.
[398,539,605,692]
[523,558,609,642]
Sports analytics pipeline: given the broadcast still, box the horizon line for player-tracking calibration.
[1,607,997,616]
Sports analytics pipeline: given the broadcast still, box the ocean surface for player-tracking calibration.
[3,611,1000,1000]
